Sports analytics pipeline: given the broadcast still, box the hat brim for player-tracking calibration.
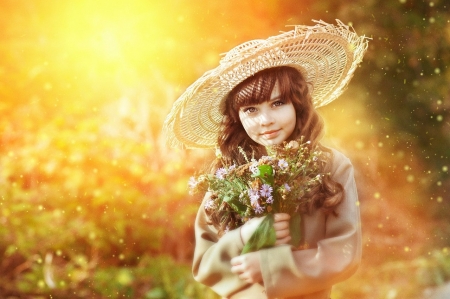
[164,19,369,149]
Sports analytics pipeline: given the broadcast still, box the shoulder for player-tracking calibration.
[323,147,354,178]
[328,148,352,165]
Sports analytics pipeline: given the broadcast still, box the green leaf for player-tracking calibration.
[223,195,247,213]
[241,214,276,254]
[252,165,274,185]
[289,213,302,248]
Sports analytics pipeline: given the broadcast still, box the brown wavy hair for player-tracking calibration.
[209,66,344,234]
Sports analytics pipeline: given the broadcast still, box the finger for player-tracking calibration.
[230,261,244,274]
[275,228,290,239]
[273,220,289,231]
[230,256,242,266]
[231,265,242,274]
[241,275,253,284]
[236,268,256,283]
[238,272,248,280]
[274,235,291,246]
[274,213,290,222]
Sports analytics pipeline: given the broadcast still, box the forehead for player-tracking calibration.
[240,82,281,106]
[270,83,281,99]
[232,75,278,109]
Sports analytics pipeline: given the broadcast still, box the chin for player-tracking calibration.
[262,139,284,146]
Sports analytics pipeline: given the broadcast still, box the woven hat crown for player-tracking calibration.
[164,19,369,149]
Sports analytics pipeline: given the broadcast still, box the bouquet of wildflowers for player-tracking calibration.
[189,137,327,254]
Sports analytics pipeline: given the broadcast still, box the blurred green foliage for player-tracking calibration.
[0,96,207,297]
[0,0,449,298]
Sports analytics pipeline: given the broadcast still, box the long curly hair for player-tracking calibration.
[209,66,344,234]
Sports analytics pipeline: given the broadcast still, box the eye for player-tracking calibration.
[272,100,285,107]
[242,106,257,114]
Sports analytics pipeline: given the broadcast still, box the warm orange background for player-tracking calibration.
[1,1,449,298]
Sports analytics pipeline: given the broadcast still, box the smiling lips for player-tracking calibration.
[261,129,280,139]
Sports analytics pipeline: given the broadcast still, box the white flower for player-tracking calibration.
[188,176,198,189]
[261,155,273,162]
[250,162,259,175]
[248,189,260,204]
[286,140,299,149]
[315,174,322,182]
[204,199,215,210]
[278,159,288,170]
[215,168,227,179]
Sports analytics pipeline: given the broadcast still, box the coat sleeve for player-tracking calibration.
[192,192,251,297]
[260,150,362,298]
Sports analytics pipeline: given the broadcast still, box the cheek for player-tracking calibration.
[238,113,253,133]
[285,107,297,133]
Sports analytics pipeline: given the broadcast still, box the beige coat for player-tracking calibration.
[192,149,361,299]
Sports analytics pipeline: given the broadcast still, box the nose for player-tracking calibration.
[258,111,274,126]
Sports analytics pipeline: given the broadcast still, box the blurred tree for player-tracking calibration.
[325,0,450,216]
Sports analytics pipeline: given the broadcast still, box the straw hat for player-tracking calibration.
[164,19,369,149]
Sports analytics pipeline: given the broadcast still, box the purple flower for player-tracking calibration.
[284,183,291,192]
[266,195,274,204]
[254,205,264,214]
[260,184,273,198]
[215,168,227,179]
[278,159,288,170]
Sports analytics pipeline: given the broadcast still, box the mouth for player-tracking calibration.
[261,129,280,138]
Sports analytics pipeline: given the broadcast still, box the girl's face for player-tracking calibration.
[238,82,296,146]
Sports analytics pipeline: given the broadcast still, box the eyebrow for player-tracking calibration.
[269,95,282,101]
[239,94,282,110]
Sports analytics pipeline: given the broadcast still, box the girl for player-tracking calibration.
[164,20,368,299]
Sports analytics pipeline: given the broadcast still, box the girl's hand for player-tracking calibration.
[233,213,292,284]
[239,213,291,245]
[230,251,262,284]
[273,213,291,246]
